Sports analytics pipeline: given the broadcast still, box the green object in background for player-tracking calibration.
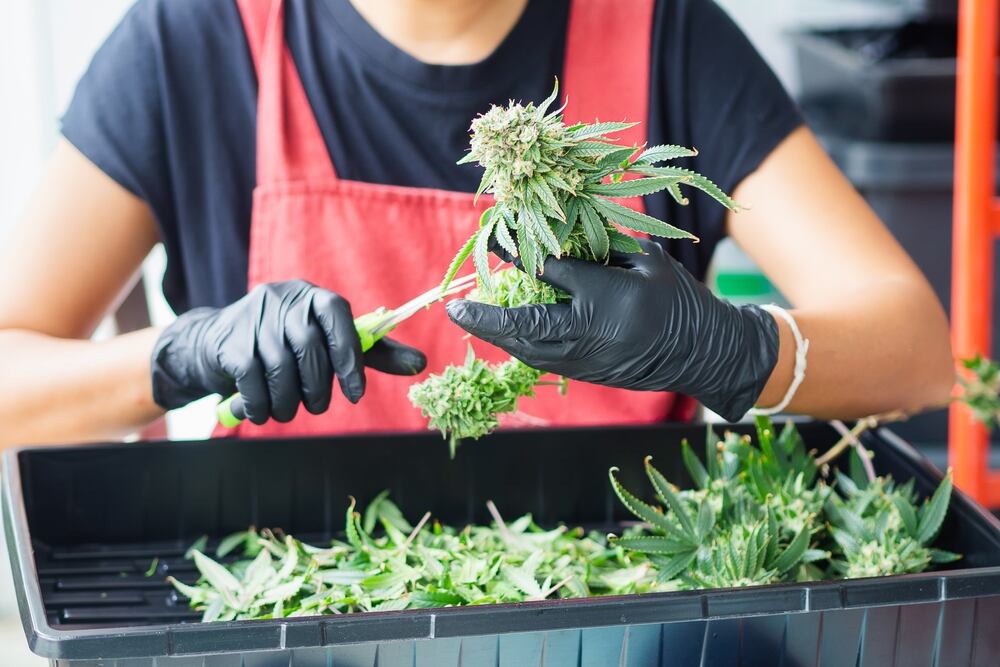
[714,272,774,298]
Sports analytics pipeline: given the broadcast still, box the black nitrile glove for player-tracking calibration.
[151,280,426,424]
[446,240,779,422]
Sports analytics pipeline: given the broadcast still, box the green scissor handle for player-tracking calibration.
[216,308,394,428]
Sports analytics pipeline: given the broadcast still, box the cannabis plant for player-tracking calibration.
[412,81,739,448]
[171,418,959,621]
[959,354,1000,429]
[825,467,958,578]
[443,80,738,295]
[606,417,957,589]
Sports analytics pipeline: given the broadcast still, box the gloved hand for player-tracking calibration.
[446,240,779,422]
[151,280,427,424]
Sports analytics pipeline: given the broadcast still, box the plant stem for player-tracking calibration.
[829,419,877,483]
[815,410,908,468]
[401,512,432,551]
[486,500,512,543]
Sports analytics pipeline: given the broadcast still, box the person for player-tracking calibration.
[0,0,954,447]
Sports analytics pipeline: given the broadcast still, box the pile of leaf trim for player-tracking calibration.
[169,417,957,622]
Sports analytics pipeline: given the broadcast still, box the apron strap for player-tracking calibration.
[563,0,654,149]
[563,0,654,214]
[235,0,337,185]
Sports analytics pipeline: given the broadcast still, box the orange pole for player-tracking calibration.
[950,0,999,503]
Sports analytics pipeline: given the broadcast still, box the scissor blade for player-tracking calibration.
[368,274,477,337]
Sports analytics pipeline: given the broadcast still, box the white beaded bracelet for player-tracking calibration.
[748,304,809,417]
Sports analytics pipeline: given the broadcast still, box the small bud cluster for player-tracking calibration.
[467,102,580,206]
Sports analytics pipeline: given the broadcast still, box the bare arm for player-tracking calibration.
[0,140,164,447]
[732,126,954,419]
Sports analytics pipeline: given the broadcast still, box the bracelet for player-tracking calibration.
[748,304,809,417]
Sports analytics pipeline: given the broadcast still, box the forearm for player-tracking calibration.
[0,328,164,447]
[756,283,955,419]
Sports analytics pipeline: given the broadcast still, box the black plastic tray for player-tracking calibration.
[5,422,1000,666]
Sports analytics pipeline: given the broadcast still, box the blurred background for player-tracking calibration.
[0,0,968,662]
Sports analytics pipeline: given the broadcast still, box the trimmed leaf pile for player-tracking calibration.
[410,81,739,449]
[170,418,958,622]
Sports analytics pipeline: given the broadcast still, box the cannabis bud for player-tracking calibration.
[408,347,544,457]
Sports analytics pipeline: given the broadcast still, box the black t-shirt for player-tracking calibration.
[62,0,801,315]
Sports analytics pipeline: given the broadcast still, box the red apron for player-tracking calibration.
[228,0,694,438]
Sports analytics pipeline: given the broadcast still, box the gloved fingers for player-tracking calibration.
[491,337,575,366]
[257,337,302,423]
[365,337,428,376]
[310,290,366,404]
[608,237,666,273]
[284,312,334,416]
[446,299,581,343]
[536,255,614,294]
[232,356,272,426]
[487,233,518,265]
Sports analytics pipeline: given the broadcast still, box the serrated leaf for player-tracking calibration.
[644,458,696,541]
[666,182,689,205]
[537,77,560,117]
[766,508,780,564]
[217,531,251,558]
[474,217,496,297]
[696,501,715,540]
[608,229,643,254]
[259,576,304,605]
[185,536,208,560]
[518,223,539,279]
[891,494,919,537]
[570,121,639,141]
[610,535,694,555]
[568,141,628,157]
[607,467,674,532]
[530,177,566,222]
[441,229,479,290]
[586,176,681,198]
[653,551,697,581]
[168,576,211,604]
[562,197,580,244]
[589,196,698,240]
[634,144,698,164]
[345,497,364,551]
[596,147,639,171]
[772,526,810,575]
[579,201,610,259]
[917,471,953,544]
[681,440,709,489]
[929,549,962,564]
[519,204,561,257]
[835,471,860,497]
[192,551,241,608]
[503,564,543,599]
[630,166,741,211]
[474,165,494,204]
[202,597,225,622]
[363,489,390,534]
[744,525,761,578]
[493,214,519,258]
[848,448,871,490]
